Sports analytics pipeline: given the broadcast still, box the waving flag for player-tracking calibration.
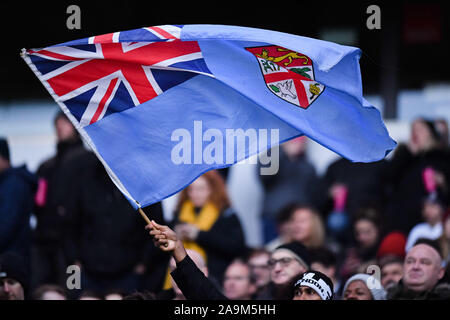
[22,24,396,209]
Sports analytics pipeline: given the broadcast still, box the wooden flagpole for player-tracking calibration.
[138,207,152,225]
[138,205,168,247]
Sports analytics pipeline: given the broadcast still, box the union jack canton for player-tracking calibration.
[23,25,213,127]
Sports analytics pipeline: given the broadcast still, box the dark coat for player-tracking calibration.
[0,165,37,263]
[318,157,387,217]
[170,254,227,300]
[34,138,92,243]
[387,279,450,300]
[258,149,319,220]
[171,206,247,284]
[383,144,450,234]
[64,154,153,277]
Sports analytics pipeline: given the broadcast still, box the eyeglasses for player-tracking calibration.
[267,257,296,269]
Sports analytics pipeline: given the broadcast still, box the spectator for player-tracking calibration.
[262,241,311,300]
[266,203,325,250]
[265,204,295,251]
[258,137,319,244]
[405,194,446,252]
[247,248,271,299]
[147,220,227,300]
[0,252,29,300]
[31,111,92,290]
[0,138,37,268]
[387,239,450,300]
[286,204,325,249]
[392,239,450,298]
[64,155,154,297]
[147,221,311,301]
[379,255,404,290]
[163,249,211,300]
[223,259,257,300]
[340,207,382,280]
[309,247,341,298]
[342,273,387,300]
[171,170,246,285]
[317,155,387,235]
[383,117,450,234]
[376,231,407,261]
[293,270,334,300]
[32,284,67,300]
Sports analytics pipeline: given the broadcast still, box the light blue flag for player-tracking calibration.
[22,24,396,209]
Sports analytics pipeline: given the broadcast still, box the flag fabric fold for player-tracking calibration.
[22,24,396,209]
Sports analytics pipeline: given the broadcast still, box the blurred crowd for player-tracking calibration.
[1,111,450,300]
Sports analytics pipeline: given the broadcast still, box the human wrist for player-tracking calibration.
[173,240,187,263]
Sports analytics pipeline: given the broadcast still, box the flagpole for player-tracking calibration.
[138,207,152,225]
[137,204,168,247]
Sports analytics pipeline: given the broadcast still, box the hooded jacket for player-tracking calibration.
[0,165,37,263]
[34,137,91,243]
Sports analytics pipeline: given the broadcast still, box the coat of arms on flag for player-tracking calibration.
[246,45,324,109]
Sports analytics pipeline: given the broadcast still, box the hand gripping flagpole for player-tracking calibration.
[136,201,168,247]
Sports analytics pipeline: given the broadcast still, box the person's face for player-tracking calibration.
[293,286,322,300]
[403,244,444,292]
[223,263,255,300]
[355,219,378,249]
[0,278,25,300]
[55,117,77,142]
[381,262,403,289]
[289,209,313,244]
[248,254,271,288]
[281,136,307,157]
[343,280,373,300]
[269,250,306,285]
[0,156,9,173]
[187,176,211,208]
[422,201,444,225]
[411,120,434,150]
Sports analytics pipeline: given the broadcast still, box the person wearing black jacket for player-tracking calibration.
[147,219,227,300]
[31,112,92,290]
[0,138,37,272]
[383,118,450,235]
[169,170,246,285]
[64,154,161,297]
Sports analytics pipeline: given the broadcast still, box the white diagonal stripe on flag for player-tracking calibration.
[152,52,203,68]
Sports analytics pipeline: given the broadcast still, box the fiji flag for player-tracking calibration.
[22,24,396,209]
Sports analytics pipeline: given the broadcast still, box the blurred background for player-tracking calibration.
[1,0,449,246]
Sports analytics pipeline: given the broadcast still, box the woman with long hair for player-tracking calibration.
[170,170,246,284]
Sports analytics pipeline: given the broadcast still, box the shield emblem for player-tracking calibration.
[246,45,324,109]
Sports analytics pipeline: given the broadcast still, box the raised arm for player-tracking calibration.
[146,221,227,300]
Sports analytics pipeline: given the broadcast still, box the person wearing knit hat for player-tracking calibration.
[0,252,29,300]
[342,273,387,300]
[293,270,334,300]
[377,231,407,260]
[269,241,310,286]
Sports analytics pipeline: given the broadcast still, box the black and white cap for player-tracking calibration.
[295,270,334,300]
